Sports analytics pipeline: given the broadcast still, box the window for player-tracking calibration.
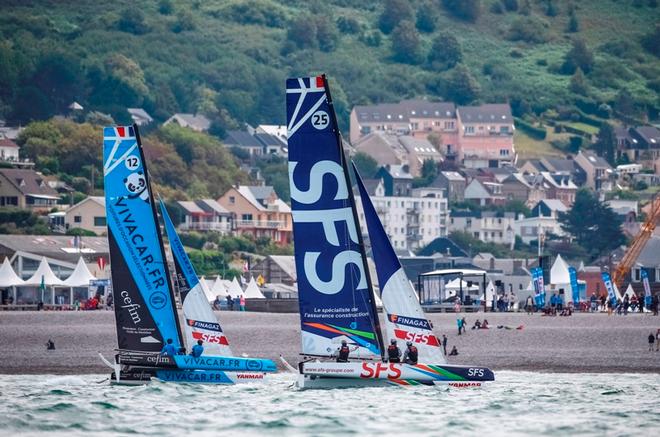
[500,149,510,156]
[500,126,509,133]
[0,196,18,206]
[241,214,253,221]
[74,215,82,223]
[465,126,475,134]
[94,216,106,227]
[474,232,479,238]
[229,196,235,204]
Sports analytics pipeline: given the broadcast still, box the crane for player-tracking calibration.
[612,192,660,288]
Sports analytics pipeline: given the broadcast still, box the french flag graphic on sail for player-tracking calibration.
[353,162,445,364]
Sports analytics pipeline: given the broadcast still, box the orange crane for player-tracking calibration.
[612,192,660,288]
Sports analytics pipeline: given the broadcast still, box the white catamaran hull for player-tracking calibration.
[297,361,493,389]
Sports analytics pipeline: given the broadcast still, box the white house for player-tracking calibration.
[64,196,106,235]
[449,211,519,245]
[164,113,211,132]
[513,199,567,244]
[0,139,19,162]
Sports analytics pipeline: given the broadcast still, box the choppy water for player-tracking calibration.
[0,372,658,436]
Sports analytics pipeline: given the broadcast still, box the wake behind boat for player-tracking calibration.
[101,124,276,385]
[285,75,494,389]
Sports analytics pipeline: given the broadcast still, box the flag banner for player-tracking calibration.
[642,270,652,308]
[602,272,617,305]
[568,267,579,304]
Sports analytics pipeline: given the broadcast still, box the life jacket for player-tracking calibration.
[387,345,400,361]
[338,345,350,361]
[407,345,418,362]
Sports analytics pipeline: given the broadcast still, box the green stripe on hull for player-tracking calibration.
[427,365,465,381]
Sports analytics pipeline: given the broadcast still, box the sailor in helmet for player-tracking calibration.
[387,339,401,363]
[403,341,419,365]
[335,339,358,363]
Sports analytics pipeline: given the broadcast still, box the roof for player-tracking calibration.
[254,133,284,147]
[224,130,263,149]
[457,104,512,123]
[0,257,24,287]
[361,178,382,196]
[637,236,660,266]
[420,268,487,277]
[233,185,279,211]
[0,235,108,264]
[380,164,413,180]
[0,138,19,149]
[550,254,571,284]
[417,237,468,257]
[441,171,465,181]
[178,199,229,215]
[578,150,612,169]
[127,108,153,123]
[268,255,297,281]
[0,169,59,198]
[535,199,569,213]
[25,257,66,286]
[398,136,441,157]
[63,257,97,286]
[353,99,456,123]
[541,158,579,174]
[168,113,211,131]
[70,196,105,210]
[633,126,660,145]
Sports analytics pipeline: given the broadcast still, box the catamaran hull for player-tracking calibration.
[297,361,494,389]
[110,367,270,386]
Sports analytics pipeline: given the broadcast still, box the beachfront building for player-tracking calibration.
[0,168,60,211]
[457,104,515,168]
[64,196,106,236]
[449,211,519,245]
[355,186,448,252]
[217,185,292,246]
[177,199,232,234]
[513,199,568,244]
[574,150,614,192]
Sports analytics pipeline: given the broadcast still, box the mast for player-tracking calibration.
[133,123,185,349]
[321,75,386,361]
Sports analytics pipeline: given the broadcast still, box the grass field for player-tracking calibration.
[514,130,564,160]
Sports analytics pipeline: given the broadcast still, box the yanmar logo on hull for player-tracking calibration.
[388,313,432,330]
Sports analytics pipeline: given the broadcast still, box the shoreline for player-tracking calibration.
[1,311,658,375]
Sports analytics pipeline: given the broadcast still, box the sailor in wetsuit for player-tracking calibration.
[335,340,357,362]
[387,339,401,363]
[191,339,204,358]
[160,338,177,356]
[403,341,418,365]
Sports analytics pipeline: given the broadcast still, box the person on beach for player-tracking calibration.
[472,319,482,330]
[239,294,246,311]
[213,296,222,311]
[461,317,467,334]
[656,329,660,352]
[457,317,463,335]
[160,338,177,357]
[191,339,204,358]
[481,319,489,329]
[649,333,655,351]
[335,339,357,363]
[449,346,459,356]
[590,293,598,312]
[387,339,401,363]
[600,294,606,312]
[403,341,418,365]
[607,298,613,316]
[46,339,55,350]
[638,294,644,313]
[442,334,448,355]
[226,295,234,311]
[623,295,630,315]
[526,295,534,314]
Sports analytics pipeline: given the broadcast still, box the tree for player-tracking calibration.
[444,64,481,104]
[567,10,580,32]
[559,189,626,259]
[562,38,594,74]
[391,21,422,64]
[594,122,616,165]
[614,89,636,117]
[569,67,588,95]
[158,0,174,15]
[503,0,518,11]
[428,32,463,69]
[545,0,558,16]
[117,7,149,34]
[353,152,379,178]
[416,2,438,33]
[378,0,413,34]
[172,10,195,33]
[413,159,438,188]
[641,24,660,57]
[518,0,531,15]
[442,0,481,22]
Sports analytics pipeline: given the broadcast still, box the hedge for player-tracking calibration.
[514,117,547,140]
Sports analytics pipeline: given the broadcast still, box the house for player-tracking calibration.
[616,125,660,164]
[353,133,441,177]
[449,211,519,245]
[64,196,106,235]
[217,185,292,245]
[513,199,567,243]
[355,187,448,251]
[629,236,660,287]
[177,199,232,233]
[463,179,506,206]
[531,172,577,206]
[376,164,413,196]
[397,135,443,176]
[255,133,285,156]
[573,150,614,192]
[223,130,264,156]
[127,108,153,126]
[0,138,19,162]
[255,124,288,144]
[457,104,515,168]
[164,113,211,132]
[500,173,531,203]
[431,171,466,202]
[0,169,60,211]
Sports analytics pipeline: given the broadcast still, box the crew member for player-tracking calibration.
[191,339,204,358]
[387,339,401,363]
[160,338,177,356]
[403,341,418,365]
[335,340,356,362]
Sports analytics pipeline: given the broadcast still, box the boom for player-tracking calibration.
[612,193,660,288]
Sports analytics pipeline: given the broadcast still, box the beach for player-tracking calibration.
[0,311,659,374]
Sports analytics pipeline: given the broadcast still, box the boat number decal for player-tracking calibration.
[125,155,140,170]
[311,110,329,130]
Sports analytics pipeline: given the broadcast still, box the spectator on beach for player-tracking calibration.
[106,292,113,309]
[607,298,614,316]
[442,334,448,355]
[510,292,517,312]
[481,319,489,329]
[550,293,557,315]
[449,346,459,356]
[239,294,246,311]
[616,298,623,315]
[638,294,644,313]
[46,339,55,350]
[190,340,204,358]
[656,329,660,352]
[456,318,463,335]
[590,293,598,312]
[649,333,655,351]
[160,338,177,357]
[653,295,659,316]
[461,317,467,334]
[557,293,564,313]
[600,294,607,312]
[623,295,630,315]
[213,296,222,311]
[226,295,234,311]
[525,296,534,314]
[472,319,482,330]
[630,294,638,312]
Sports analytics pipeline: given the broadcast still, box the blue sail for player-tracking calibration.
[103,125,183,353]
[286,76,381,358]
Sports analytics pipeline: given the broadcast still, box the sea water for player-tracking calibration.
[0,371,658,436]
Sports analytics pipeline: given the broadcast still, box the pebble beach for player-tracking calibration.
[0,311,659,374]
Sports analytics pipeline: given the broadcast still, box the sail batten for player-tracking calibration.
[287,75,382,359]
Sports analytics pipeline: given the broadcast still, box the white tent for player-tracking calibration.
[445,278,479,292]
[623,284,635,300]
[228,277,243,298]
[63,257,97,287]
[0,257,24,287]
[613,282,623,300]
[211,276,230,298]
[244,276,265,299]
[25,257,66,286]
[550,254,571,285]
[483,280,496,306]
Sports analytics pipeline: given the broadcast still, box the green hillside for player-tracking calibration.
[0,0,658,132]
